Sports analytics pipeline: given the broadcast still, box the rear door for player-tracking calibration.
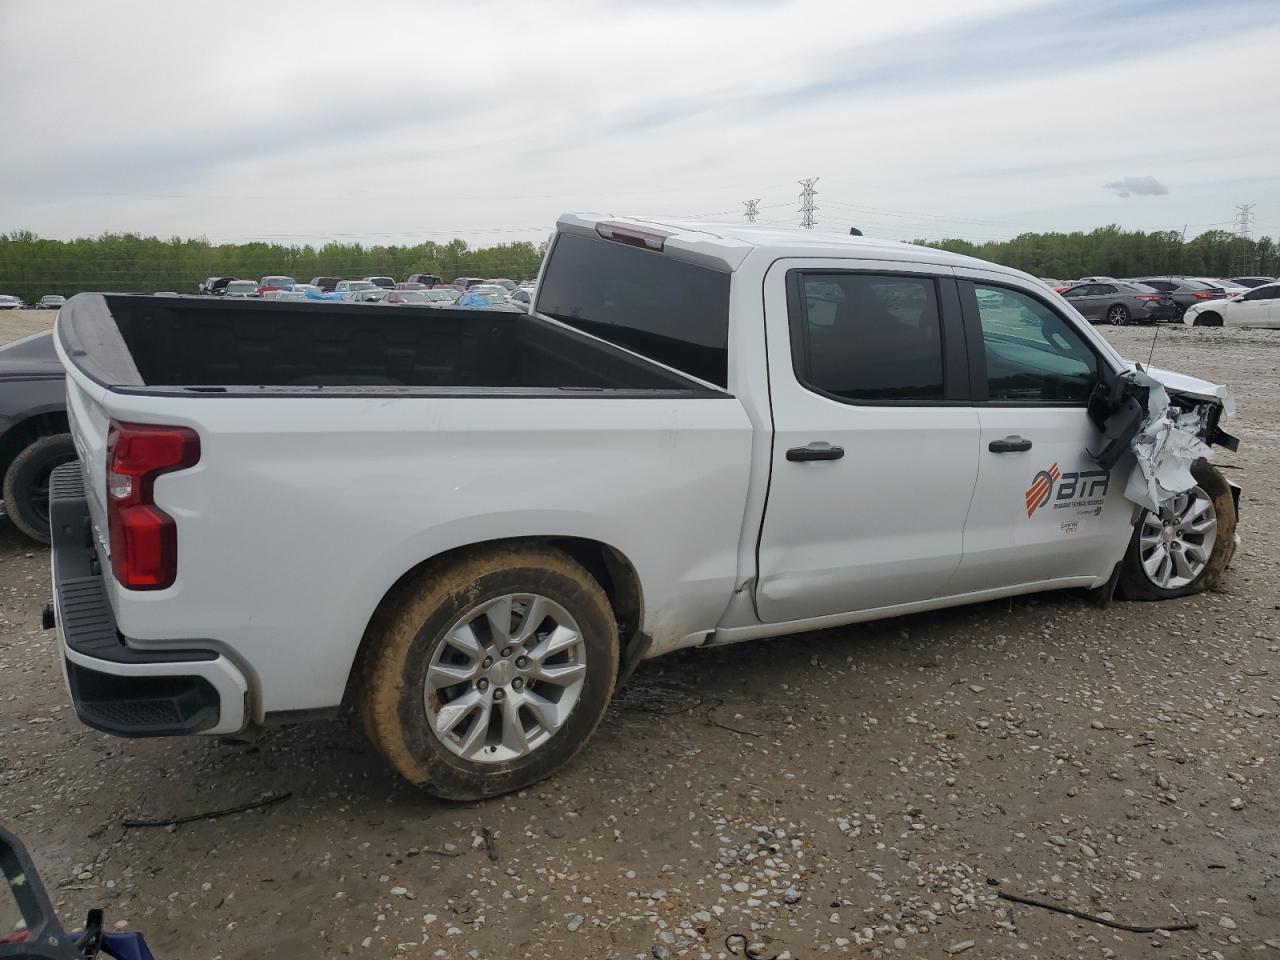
[754,261,981,622]
[1232,284,1278,326]
[947,272,1134,594]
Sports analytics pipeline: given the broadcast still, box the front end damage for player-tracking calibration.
[1087,363,1240,516]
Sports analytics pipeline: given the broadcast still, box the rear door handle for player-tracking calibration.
[786,442,845,462]
[988,436,1033,453]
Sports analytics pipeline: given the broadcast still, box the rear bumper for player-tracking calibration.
[48,462,249,737]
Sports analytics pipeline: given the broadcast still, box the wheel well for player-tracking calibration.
[0,412,69,490]
[1195,311,1223,327]
[341,536,644,710]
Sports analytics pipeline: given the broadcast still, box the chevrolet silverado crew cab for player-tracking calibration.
[49,216,1240,800]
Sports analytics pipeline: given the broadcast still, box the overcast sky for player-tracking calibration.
[2,0,1278,248]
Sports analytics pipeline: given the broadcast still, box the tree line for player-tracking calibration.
[1,223,1275,300]
[916,225,1277,281]
[0,231,547,299]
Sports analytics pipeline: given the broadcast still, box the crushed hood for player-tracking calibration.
[1090,364,1238,515]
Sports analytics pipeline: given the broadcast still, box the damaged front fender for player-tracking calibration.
[1087,364,1239,514]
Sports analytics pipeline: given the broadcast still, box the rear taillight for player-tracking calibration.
[106,420,200,590]
[1135,295,1162,302]
[1193,291,1216,300]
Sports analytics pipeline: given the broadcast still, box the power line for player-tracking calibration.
[798,177,819,230]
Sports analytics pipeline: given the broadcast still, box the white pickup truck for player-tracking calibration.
[49,215,1240,799]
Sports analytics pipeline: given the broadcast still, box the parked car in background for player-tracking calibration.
[394,282,427,291]
[0,332,71,543]
[407,274,442,287]
[1038,278,1066,289]
[508,287,534,307]
[455,289,519,308]
[223,280,260,298]
[204,277,236,296]
[37,295,66,310]
[422,289,460,303]
[335,280,380,300]
[1184,282,1280,328]
[310,276,341,292]
[364,276,396,289]
[198,276,234,295]
[1130,277,1225,315]
[1060,281,1178,325]
[1229,276,1277,289]
[485,278,518,292]
[1182,277,1249,298]
[0,295,27,310]
[258,275,296,295]
[376,290,437,305]
[452,277,485,289]
[1077,276,1120,284]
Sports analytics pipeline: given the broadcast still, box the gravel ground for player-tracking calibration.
[1,315,1278,959]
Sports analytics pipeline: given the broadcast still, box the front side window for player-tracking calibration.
[792,273,944,402]
[971,284,1098,404]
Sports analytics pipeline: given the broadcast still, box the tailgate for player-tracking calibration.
[60,350,113,560]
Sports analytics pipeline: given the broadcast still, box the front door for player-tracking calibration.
[948,275,1134,594]
[754,262,980,622]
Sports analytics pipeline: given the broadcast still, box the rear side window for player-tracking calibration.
[1143,280,1175,291]
[536,233,730,387]
[792,273,944,402]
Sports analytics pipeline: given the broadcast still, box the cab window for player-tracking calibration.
[792,273,944,402]
[968,283,1098,404]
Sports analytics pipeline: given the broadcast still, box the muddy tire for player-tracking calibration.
[1117,460,1236,601]
[359,544,619,800]
[2,433,76,544]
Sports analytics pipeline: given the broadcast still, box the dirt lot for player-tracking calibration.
[2,311,1278,959]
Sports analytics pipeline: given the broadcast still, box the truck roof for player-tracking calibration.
[556,213,1026,278]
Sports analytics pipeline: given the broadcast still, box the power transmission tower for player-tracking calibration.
[798,177,819,229]
[1233,203,1256,274]
[743,199,760,223]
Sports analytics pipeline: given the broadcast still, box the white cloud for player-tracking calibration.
[0,0,1277,246]
[1103,177,1170,198]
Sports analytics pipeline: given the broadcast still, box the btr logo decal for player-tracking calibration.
[1025,464,1061,517]
[1025,463,1110,518]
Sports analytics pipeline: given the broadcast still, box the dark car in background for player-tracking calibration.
[406,273,442,287]
[310,276,341,292]
[0,331,72,543]
[1129,277,1225,316]
[1060,281,1178,325]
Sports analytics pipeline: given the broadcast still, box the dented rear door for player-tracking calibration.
[946,274,1135,594]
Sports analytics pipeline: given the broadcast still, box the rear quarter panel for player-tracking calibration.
[87,390,755,716]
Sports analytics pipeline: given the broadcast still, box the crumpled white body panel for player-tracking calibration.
[1123,368,1230,513]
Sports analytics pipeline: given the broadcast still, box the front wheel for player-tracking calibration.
[1107,304,1130,326]
[1117,460,1236,601]
[2,433,76,544]
[359,544,619,800]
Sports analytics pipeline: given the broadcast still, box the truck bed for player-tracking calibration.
[57,294,712,396]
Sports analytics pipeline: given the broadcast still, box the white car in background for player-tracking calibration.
[1183,281,1280,328]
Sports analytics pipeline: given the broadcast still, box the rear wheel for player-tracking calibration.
[2,433,76,544]
[1117,460,1236,601]
[1106,304,1130,326]
[359,544,619,800]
